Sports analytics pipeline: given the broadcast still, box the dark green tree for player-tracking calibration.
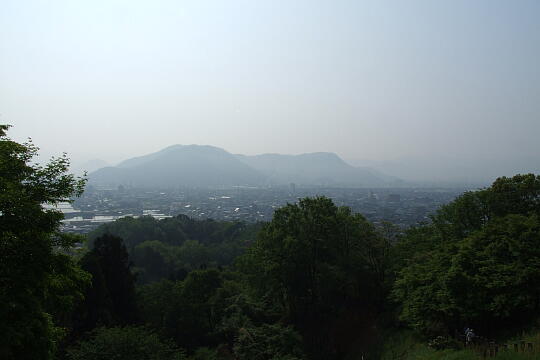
[0,125,88,359]
[87,216,262,281]
[75,234,137,334]
[244,197,389,359]
[138,269,224,352]
[164,269,223,351]
[133,240,171,283]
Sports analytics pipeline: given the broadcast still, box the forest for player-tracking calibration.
[3,125,540,360]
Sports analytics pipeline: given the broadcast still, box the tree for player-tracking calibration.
[0,125,88,359]
[133,240,171,283]
[87,215,262,280]
[137,269,223,352]
[431,174,540,242]
[245,197,389,359]
[393,174,540,336]
[165,269,223,351]
[75,234,138,334]
[448,214,540,329]
[395,213,540,335]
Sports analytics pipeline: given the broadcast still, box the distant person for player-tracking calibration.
[465,328,476,345]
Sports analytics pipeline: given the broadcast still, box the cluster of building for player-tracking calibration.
[61,185,465,233]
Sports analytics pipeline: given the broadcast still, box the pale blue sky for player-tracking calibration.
[1,0,539,181]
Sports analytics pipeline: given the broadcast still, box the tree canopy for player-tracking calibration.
[241,196,390,359]
[0,125,88,359]
[393,174,540,336]
[74,234,138,335]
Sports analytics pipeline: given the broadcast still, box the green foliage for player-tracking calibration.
[243,196,390,359]
[448,215,540,323]
[90,216,262,284]
[393,174,540,336]
[233,323,305,360]
[380,333,478,360]
[432,174,540,242]
[67,326,186,360]
[427,336,460,351]
[133,240,174,283]
[45,252,92,326]
[211,276,269,343]
[188,347,219,360]
[138,269,224,352]
[0,125,88,359]
[74,234,137,334]
[137,267,295,358]
[137,279,176,330]
[89,215,260,251]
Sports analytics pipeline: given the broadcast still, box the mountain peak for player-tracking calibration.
[89,145,399,188]
[90,145,264,188]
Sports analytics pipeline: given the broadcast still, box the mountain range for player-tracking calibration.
[88,144,403,188]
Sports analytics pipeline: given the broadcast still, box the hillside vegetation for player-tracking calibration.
[4,126,540,359]
[75,174,540,359]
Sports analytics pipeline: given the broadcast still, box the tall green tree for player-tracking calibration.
[244,197,389,359]
[75,234,138,334]
[0,125,88,359]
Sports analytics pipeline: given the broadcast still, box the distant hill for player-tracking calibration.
[89,145,265,187]
[89,145,401,188]
[236,152,402,187]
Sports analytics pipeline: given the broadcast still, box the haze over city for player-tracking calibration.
[1,0,539,184]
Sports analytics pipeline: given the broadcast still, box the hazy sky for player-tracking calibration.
[1,0,539,179]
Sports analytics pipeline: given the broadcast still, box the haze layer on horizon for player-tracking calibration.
[1,0,539,184]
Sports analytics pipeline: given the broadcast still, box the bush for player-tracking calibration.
[427,336,460,350]
[67,326,185,360]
